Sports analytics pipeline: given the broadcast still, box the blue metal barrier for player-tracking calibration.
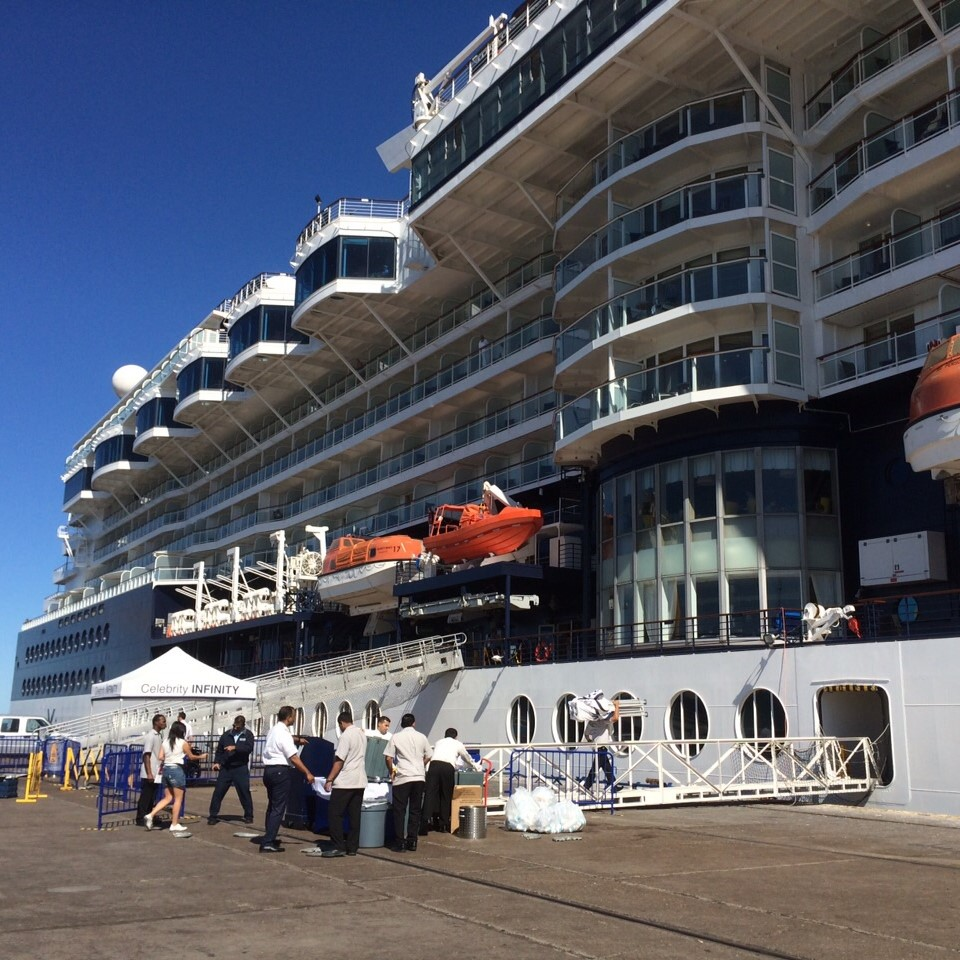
[97,744,143,829]
[507,747,617,812]
[43,738,81,781]
[0,737,41,775]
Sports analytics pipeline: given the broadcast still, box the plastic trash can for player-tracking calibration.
[359,801,391,848]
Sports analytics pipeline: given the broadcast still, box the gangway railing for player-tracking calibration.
[475,736,877,813]
[41,633,465,748]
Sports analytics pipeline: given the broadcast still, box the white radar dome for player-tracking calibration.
[112,364,148,398]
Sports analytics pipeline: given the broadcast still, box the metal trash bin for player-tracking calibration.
[359,801,391,848]
[458,805,486,840]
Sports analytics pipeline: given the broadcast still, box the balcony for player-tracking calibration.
[555,347,776,464]
[818,311,960,392]
[804,0,960,128]
[810,89,960,212]
[557,172,763,290]
[814,208,960,300]
[558,258,766,366]
[557,89,760,216]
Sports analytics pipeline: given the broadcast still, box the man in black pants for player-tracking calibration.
[135,713,166,826]
[208,714,256,824]
[384,713,432,852]
[321,712,368,857]
[260,705,314,853]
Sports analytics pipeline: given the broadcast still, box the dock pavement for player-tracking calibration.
[1,783,958,960]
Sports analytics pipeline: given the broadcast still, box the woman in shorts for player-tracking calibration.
[144,720,207,833]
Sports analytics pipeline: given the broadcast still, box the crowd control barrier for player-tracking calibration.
[97,743,144,829]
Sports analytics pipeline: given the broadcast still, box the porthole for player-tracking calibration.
[313,703,327,737]
[613,690,644,741]
[668,690,708,758]
[553,693,584,743]
[362,699,380,730]
[295,707,305,735]
[338,699,353,722]
[738,689,787,741]
[508,695,536,744]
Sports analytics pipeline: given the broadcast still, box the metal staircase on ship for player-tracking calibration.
[43,633,465,748]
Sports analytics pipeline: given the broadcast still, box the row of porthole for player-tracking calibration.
[21,666,107,697]
[25,625,110,663]
[57,604,105,627]
[252,689,788,757]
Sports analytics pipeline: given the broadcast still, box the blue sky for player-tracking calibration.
[0,0,501,710]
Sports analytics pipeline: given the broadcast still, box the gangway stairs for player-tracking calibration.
[477,736,878,814]
[43,633,465,748]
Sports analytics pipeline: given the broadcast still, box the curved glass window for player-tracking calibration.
[508,695,536,744]
[295,236,397,304]
[337,700,353,722]
[228,305,308,357]
[176,358,241,401]
[63,468,92,504]
[93,434,147,470]
[135,397,184,434]
[598,447,840,643]
[669,691,708,758]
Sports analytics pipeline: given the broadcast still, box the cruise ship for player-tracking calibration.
[11,0,960,815]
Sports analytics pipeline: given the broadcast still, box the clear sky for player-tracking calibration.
[0,0,502,710]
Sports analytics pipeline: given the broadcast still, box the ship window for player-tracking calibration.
[613,692,643,740]
[668,690,708,757]
[508,695,535,744]
[363,700,380,730]
[768,148,795,213]
[738,689,787,741]
[313,703,328,737]
[771,233,799,298]
[294,708,305,736]
[554,694,584,743]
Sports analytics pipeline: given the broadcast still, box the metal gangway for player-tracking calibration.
[475,736,878,813]
[43,633,466,748]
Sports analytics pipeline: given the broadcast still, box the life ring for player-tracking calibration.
[534,641,553,663]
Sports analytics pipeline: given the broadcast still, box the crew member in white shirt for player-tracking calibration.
[423,727,483,833]
[384,713,431,852]
[260,705,314,853]
[321,712,368,858]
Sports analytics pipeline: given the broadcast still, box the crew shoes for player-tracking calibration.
[143,814,153,831]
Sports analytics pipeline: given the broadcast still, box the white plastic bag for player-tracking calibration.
[531,785,557,809]
[532,799,585,834]
[504,787,540,831]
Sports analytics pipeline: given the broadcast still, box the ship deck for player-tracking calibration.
[4,783,958,959]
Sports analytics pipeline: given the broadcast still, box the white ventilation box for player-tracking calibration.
[858,530,947,586]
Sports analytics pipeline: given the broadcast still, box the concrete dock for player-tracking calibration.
[2,783,958,960]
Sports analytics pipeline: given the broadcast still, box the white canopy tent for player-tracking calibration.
[92,647,257,702]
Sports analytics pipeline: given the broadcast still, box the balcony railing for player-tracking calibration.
[557,90,759,216]
[818,310,960,389]
[810,89,960,212]
[558,172,762,289]
[558,258,766,365]
[296,197,408,249]
[215,272,288,315]
[814,208,960,299]
[97,253,554,541]
[804,0,960,128]
[556,347,770,444]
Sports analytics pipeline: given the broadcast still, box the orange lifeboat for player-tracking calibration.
[423,482,543,564]
[321,534,423,574]
[317,533,424,613]
[903,334,960,478]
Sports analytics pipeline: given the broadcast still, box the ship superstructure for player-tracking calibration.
[12,0,960,814]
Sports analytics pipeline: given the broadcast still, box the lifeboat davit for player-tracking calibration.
[903,335,960,478]
[423,481,543,564]
[318,533,424,612]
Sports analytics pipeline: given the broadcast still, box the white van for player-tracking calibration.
[0,716,50,737]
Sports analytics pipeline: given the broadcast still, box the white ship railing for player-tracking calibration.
[475,736,878,812]
[40,634,465,748]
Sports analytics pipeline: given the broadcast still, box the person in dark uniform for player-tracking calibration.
[208,714,256,824]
